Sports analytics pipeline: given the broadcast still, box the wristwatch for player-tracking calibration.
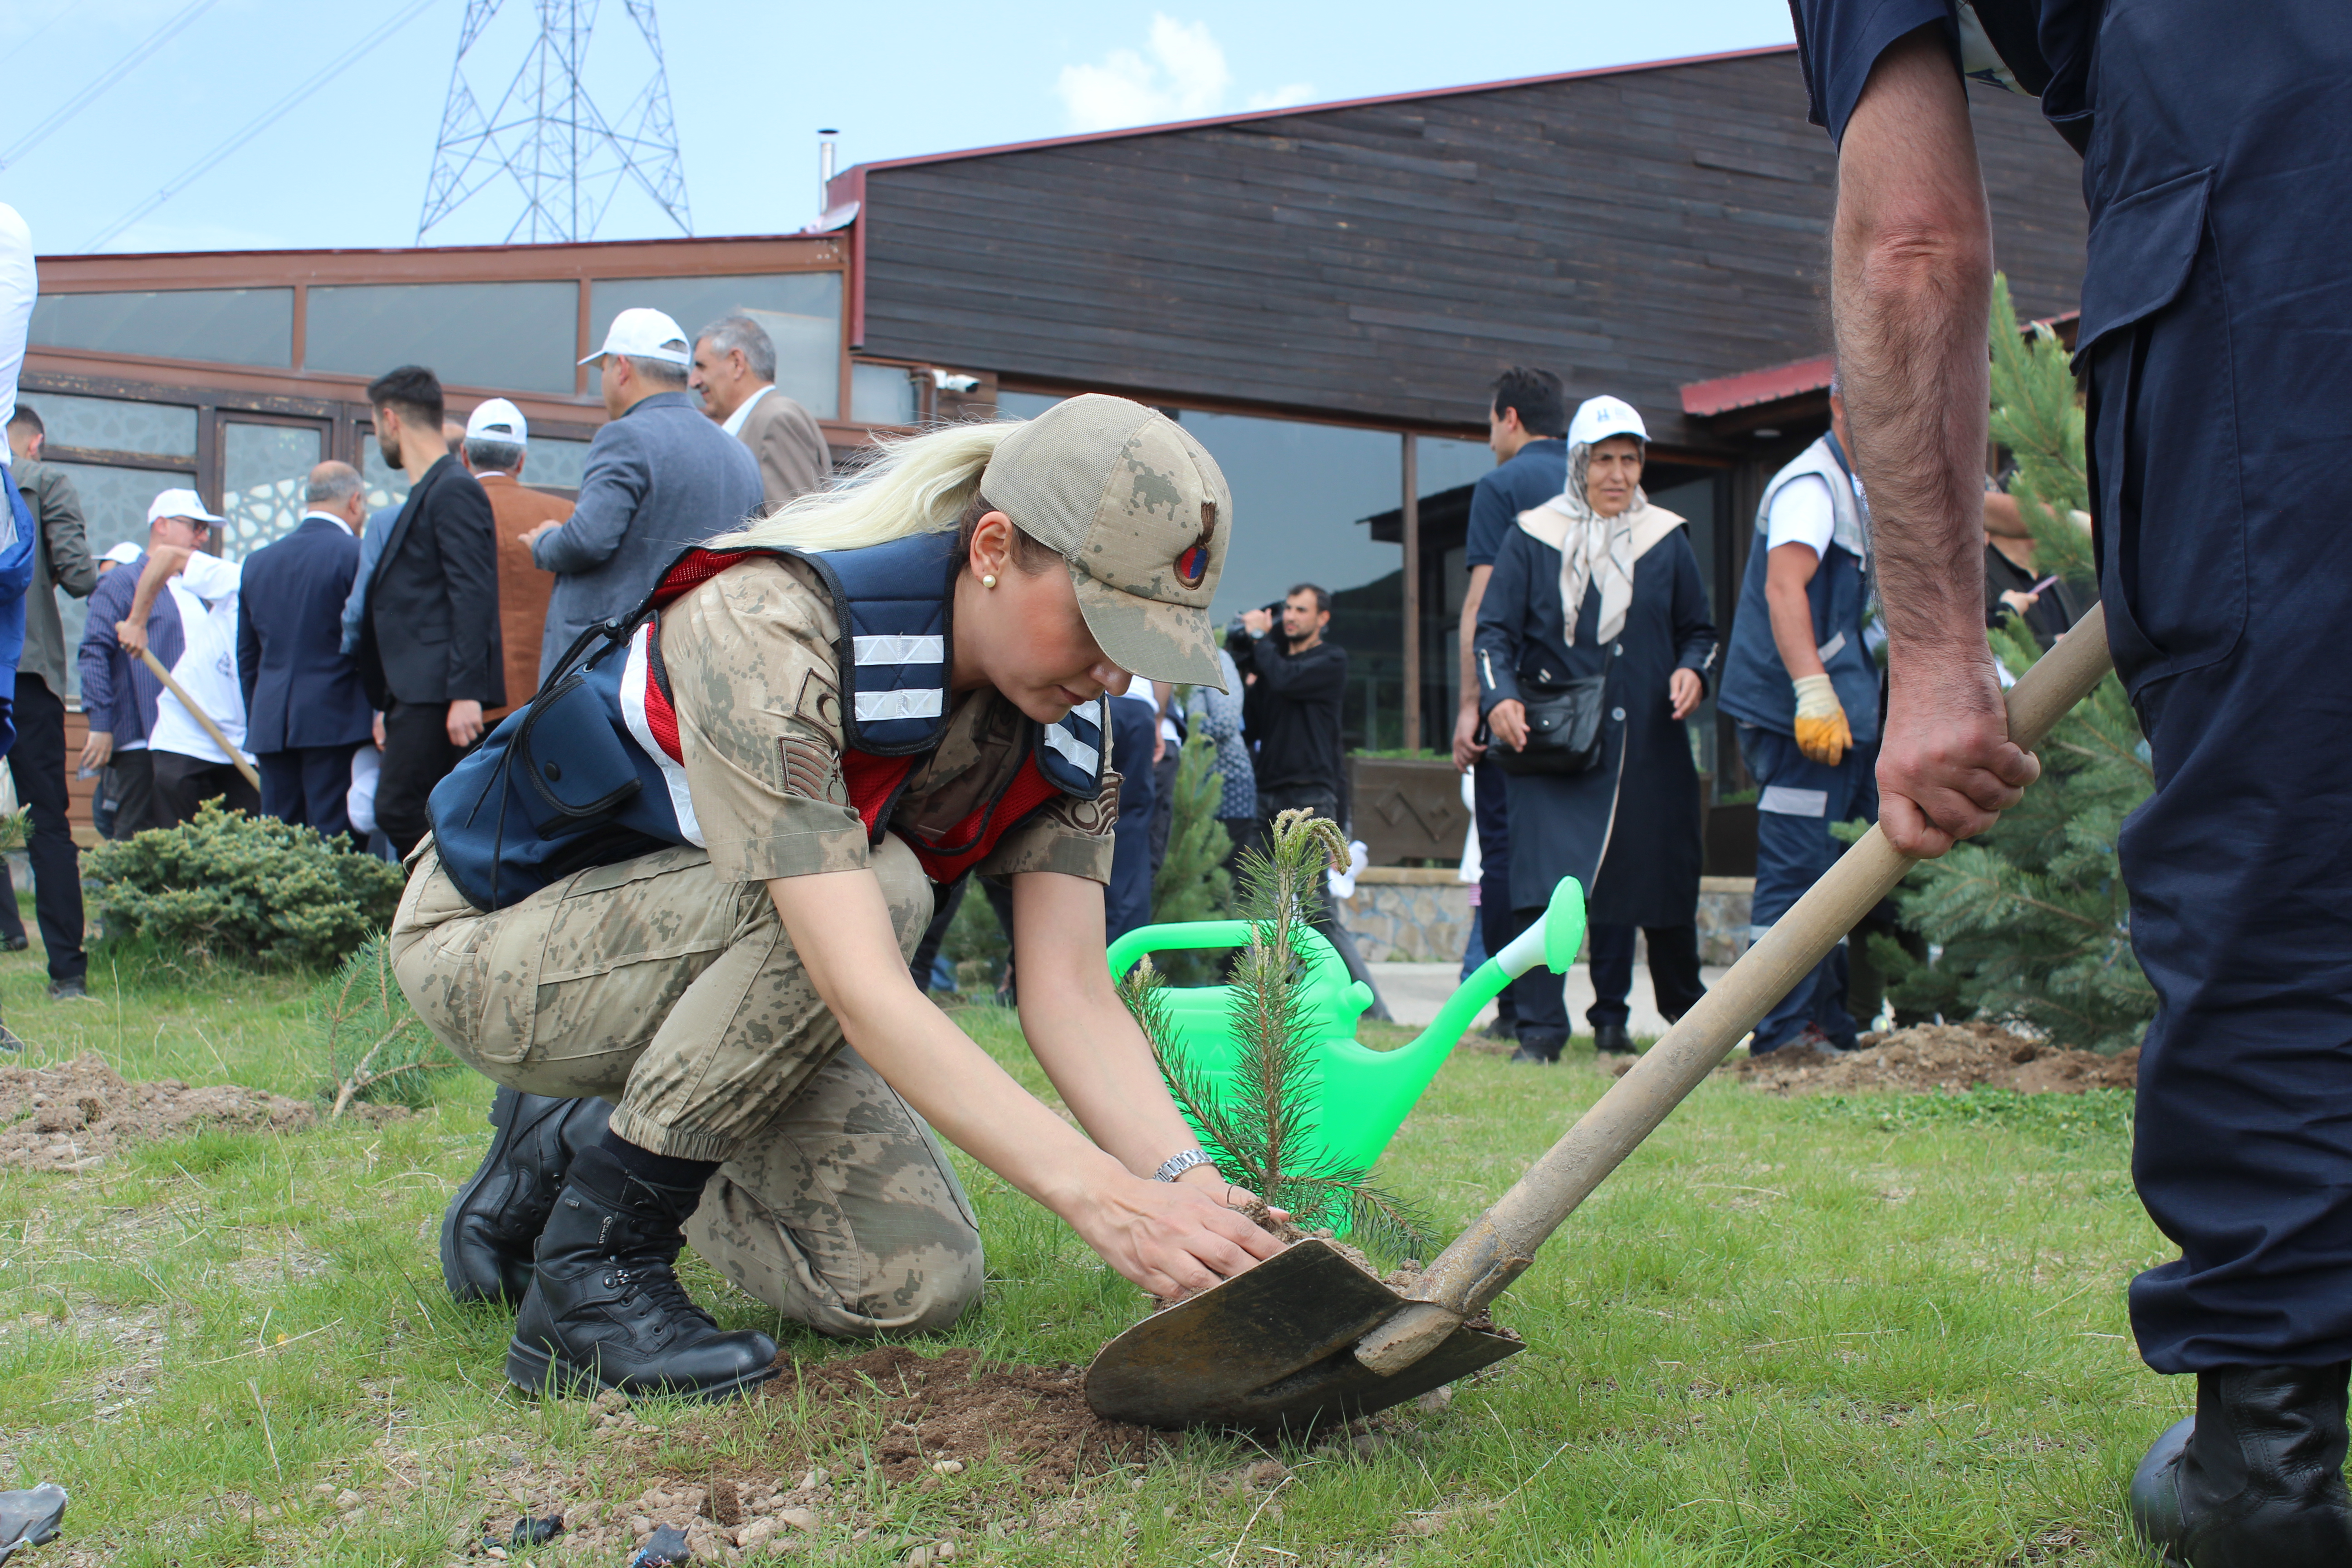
[1152,1148,1216,1183]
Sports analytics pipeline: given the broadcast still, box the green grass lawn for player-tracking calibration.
[0,940,2172,1566]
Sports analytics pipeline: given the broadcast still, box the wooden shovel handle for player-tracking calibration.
[137,646,262,793]
[1357,607,2117,1374]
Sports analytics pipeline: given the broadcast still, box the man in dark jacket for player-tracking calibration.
[237,461,375,843]
[5,404,97,995]
[355,366,504,858]
[523,309,763,680]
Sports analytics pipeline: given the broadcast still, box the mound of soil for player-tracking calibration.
[1720,1022,2138,1096]
[772,1344,1162,1492]
[0,1052,326,1171]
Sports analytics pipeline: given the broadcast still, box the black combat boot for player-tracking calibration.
[441,1087,612,1306]
[2129,1362,2352,1566]
[506,1145,777,1403]
[1509,1031,1566,1065]
[1592,1023,1636,1056]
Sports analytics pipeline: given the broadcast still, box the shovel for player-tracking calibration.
[1087,608,2116,1431]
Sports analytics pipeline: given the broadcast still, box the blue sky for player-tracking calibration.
[0,0,1796,256]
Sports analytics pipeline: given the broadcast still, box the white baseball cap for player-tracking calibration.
[102,540,143,566]
[146,487,226,526]
[1567,395,1648,448]
[580,307,691,368]
[466,397,529,446]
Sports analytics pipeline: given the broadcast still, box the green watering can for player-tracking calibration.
[1104,877,1588,1176]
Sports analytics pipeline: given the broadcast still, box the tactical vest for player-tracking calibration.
[426,530,1108,911]
[1716,433,1881,745]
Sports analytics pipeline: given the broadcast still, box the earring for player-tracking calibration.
[981,573,998,588]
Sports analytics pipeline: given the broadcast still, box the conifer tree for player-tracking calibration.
[1867,275,2156,1052]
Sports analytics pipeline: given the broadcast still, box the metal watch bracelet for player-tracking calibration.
[1152,1148,1215,1183]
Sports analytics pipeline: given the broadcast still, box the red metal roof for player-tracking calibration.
[1680,354,1833,417]
[826,43,1797,206]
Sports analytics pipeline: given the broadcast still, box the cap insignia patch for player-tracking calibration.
[1174,501,1215,588]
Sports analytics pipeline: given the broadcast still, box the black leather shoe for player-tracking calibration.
[506,1146,777,1404]
[1509,1032,1565,1065]
[2129,1362,2352,1567]
[1592,1023,1636,1056]
[442,1087,612,1306]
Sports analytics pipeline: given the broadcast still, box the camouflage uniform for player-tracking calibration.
[391,555,1117,1336]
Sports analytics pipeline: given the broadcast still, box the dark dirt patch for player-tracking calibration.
[769,1344,1163,1492]
[0,1052,398,1171]
[1712,1023,2138,1096]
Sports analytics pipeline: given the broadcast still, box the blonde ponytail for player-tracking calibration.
[718,419,1014,553]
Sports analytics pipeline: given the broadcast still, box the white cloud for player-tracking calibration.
[1057,16,1312,133]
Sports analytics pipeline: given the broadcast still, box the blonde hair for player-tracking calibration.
[719,420,1014,553]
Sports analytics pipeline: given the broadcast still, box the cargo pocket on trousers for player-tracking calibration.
[2076,168,2244,691]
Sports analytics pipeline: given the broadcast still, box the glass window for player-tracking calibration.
[362,433,412,516]
[218,423,326,559]
[1177,411,1406,751]
[1417,435,1494,500]
[519,436,592,491]
[29,288,293,368]
[15,392,196,460]
[851,363,917,426]
[308,281,580,394]
[590,274,843,419]
[996,390,1063,421]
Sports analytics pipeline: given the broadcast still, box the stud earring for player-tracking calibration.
[981,573,998,588]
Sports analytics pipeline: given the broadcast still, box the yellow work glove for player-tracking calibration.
[1791,674,1851,766]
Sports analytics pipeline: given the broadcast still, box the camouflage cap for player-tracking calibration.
[982,394,1232,691]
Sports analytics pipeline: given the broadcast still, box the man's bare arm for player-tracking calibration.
[1832,24,2037,856]
[1451,564,1491,769]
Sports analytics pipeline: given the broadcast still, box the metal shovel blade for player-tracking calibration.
[1085,1239,1523,1431]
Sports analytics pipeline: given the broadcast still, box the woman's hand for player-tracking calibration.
[1487,698,1528,751]
[1668,667,1702,720]
[1067,1172,1288,1299]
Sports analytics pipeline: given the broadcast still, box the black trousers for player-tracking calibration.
[1474,757,1518,1027]
[376,700,457,860]
[107,749,157,840]
[1586,924,1705,1031]
[152,750,260,825]
[1147,744,1181,884]
[257,742,363,846]
[0,675,84,984]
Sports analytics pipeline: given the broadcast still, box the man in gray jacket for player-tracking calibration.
[4,404,97,996]
[521,308,763,680]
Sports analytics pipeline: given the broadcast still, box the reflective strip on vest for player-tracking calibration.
[1041,701,1103,774]
[619,622,705,847]
[855,688,945,723]
[853,633,945,666]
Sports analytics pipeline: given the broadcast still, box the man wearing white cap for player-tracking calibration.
[103,489,259,827]
[456,398,569,713]
[519,307,761,681]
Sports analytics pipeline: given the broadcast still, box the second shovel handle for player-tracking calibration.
[1412,608,2116,1318]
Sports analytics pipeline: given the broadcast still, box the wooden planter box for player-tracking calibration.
[1347,755,1467,867]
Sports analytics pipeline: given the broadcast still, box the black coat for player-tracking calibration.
[237,514,375,753]
[1475,520,1718,926]
[356,455,505,710]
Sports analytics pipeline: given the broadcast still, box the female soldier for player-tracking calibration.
[394,395,1282,1402]
[1475,396,1719,1063]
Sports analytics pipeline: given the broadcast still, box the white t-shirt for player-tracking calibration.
[1764,473,1838,558]
[0,204,32,446]
[147,552,252,766]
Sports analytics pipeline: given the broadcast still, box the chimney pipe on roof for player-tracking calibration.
[818,129,839,218]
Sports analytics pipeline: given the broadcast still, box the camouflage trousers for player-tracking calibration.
[389,837,983,1337]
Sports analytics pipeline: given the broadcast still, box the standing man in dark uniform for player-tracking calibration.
[1451,368,1568,1047]
[1790,2,2352,1558]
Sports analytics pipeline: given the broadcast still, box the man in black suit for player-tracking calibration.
[237,461,376,843]
[354,366,504,858]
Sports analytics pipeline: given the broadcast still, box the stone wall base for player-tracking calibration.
[1341,869,1755,966]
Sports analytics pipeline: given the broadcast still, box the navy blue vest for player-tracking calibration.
[426,531,1108,911]
[1716,435,1881,745]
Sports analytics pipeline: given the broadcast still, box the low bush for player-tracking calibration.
[86,802,405,971]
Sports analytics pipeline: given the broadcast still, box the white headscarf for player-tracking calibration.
[1536,439,1647,647]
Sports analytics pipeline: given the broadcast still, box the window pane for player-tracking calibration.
[362,434,412,515]
[51,462,190,696]
[220,423,325,559]
[308,281,580,394]
[520,436,592,491]
[15,392,196,459]
[996,390,1063,421]
[1177,412,1406,752]
[30,288,293,368]
[1417,435,1494,499]
[591,274,843,418]
[851,363,917,426]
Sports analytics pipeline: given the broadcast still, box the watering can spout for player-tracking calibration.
[1391,877,1586,1074]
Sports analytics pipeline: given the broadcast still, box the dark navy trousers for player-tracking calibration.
[2070,1,2352,1372]
[1738,725,1873,1052]
[1105,696,1159,944]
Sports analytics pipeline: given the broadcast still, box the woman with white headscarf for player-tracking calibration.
[1475,396,1718,1063]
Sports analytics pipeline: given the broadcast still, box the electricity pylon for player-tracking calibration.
[417,0,691,244]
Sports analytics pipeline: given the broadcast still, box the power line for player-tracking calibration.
[0,0,223,175]
[84,0,441,253]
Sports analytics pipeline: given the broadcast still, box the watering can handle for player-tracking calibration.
[1357,607,2118,1376]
